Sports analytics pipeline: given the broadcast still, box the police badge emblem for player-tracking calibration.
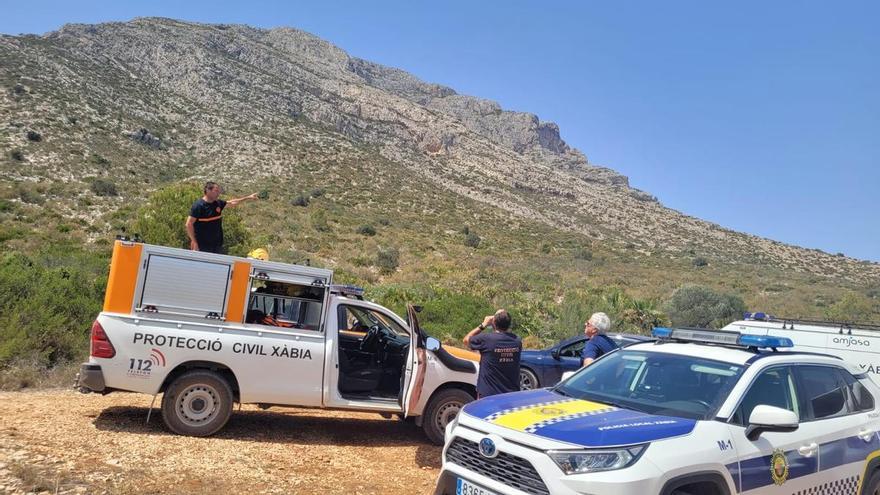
[770,448,789,485]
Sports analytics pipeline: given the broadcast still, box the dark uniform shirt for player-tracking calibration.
[189,198,227,253]
[582,334,619,362]
[469,331,522,397]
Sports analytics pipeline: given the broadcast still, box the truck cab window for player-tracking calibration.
[246,280,325,331]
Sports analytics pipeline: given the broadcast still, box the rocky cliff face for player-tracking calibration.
[0,17,876,283]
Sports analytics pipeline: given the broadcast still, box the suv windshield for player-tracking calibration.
[555,350,744,420]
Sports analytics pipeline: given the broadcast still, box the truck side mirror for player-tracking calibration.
[426,337,441,351]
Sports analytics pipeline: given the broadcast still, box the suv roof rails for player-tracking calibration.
[742,312,880,333]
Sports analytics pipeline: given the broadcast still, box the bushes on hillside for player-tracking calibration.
[464,232,481,248]
[0,246,108,367]
[357,224,376,236]
[376,246,399,274]
[131,182,251,256]
[90,179,118,197]
[548,288,666,341]
[665,284,746,328]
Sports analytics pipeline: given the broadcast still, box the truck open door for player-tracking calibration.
[401,304,427,418]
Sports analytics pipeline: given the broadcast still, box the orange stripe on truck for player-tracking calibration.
[225,261,251,323]
[102,241,143,314]
[445,346,480,362]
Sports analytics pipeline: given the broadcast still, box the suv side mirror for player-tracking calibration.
[425,337,441,352]
[746,405,799,440]
[551,348,561,360]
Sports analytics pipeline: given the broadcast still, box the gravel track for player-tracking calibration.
[0,389,442,494]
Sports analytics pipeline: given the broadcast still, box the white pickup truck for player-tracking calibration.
[76,240,480,444]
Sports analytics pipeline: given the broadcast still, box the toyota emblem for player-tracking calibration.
[479,437,498,458]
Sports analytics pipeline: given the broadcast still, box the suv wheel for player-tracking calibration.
[864,469,880,495]
[520,368,539,390]
[161,370,233,437]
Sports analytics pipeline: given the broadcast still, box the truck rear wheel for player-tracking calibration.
[422,388,474,445]
[161,370,233,437]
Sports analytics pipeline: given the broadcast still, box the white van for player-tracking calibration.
[724,312,880,380]
[76,240,480,443]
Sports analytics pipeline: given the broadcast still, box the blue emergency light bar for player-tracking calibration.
[652,327,793,349]
[743,311,774,321]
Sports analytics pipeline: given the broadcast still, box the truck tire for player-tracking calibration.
[161,370,233,437]
[423,388,474,445]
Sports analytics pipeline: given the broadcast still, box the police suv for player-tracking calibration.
[436,327,880,495]
[726,312,880,381]
[76,240,480,444]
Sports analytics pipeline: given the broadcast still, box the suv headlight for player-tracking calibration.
[547,445,646,475]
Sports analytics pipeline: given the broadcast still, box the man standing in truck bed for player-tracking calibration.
[185,181,258,253]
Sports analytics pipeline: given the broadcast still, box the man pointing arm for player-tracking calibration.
[185,181,258,253]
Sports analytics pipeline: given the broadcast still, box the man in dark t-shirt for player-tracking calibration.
[581,312,619,367]
[463,309,522,398]
[185,181,258,253]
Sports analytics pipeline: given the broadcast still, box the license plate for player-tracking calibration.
[456,478,498,495]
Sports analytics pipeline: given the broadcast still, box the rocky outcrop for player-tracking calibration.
[1,17,876,283]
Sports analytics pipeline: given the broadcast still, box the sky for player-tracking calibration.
[2,1,878,261]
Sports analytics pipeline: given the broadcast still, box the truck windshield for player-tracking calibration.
[555,350,744,420]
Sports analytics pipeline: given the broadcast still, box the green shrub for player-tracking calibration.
[0,246,108,367]
[357,224,376,236]
[547,287,666,341]
[464,232,481,248]
[25,130,42,142]
[573,247,593,261]
[310,188,325,198]
[377,246,400,274]
[90,179,118,197]
[17,186,43,205]
[665,284,746,328]
[88,154,110,166]
[367,284,494,342]
[291,194,309,207]
[310,209,330,232]
[131,182,251,256]
[824,293,877,322]
[9,149,24,161]
[692,256,708,267]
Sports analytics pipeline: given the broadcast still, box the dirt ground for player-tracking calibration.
[0,389,442,494]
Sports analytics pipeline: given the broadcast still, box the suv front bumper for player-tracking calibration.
[75,363,105,393]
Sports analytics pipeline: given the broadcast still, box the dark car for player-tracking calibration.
[519,333,651,390]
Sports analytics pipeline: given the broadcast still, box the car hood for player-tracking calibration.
[461,389,697,448]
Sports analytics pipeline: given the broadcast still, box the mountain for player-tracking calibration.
[0,17,877,318]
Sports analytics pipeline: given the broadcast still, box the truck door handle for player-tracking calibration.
[798,443,818,457]
[859,430,875,443]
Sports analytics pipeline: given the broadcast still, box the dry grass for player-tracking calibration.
[0,360,81,391]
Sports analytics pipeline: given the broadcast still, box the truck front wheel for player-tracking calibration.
[161,370,233,437]
[422,388,474,445]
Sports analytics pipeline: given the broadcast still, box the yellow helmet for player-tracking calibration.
[247,248,269,261]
